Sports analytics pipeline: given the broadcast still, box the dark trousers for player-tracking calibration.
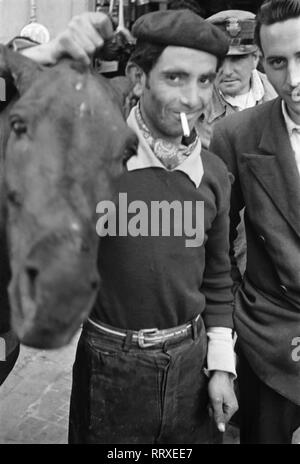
[237,348,300,444]
[69,318,221,444]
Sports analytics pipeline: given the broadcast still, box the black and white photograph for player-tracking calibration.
[0,0,299,448]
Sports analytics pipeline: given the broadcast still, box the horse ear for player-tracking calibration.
[0,44,43,96]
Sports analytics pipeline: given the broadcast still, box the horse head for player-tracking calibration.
[0,45,137,349]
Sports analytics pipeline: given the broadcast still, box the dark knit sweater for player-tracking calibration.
[92,149,234,331]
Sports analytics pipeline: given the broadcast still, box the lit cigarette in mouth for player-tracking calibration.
[292,86,300,102]
[180,112,190,137]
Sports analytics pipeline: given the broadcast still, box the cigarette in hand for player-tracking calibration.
[180,112,190,137]
[217,422,226,433]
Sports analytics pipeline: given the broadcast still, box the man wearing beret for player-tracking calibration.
[210,0,300,443]
[20,9,238,443]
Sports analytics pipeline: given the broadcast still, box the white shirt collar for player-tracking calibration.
[281,100,300,136]
[222,69,265,110]
[126,107,204,188]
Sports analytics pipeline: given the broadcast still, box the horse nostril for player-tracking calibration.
[91,279,99,291]
[26,266,39,282]
[25,266,39,301]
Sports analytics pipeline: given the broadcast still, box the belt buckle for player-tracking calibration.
[137,328,159,348]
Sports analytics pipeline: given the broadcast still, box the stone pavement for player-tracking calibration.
[0,332,79,444]
[0,335,298,444]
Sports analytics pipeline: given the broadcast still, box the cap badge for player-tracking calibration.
[226,18,241,37]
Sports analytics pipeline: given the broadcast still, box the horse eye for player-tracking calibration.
[11,119,27,136]
[7,190,23,208]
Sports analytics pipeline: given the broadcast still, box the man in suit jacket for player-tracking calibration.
[210,0,300,444]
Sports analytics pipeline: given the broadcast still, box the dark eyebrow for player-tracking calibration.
[162,70,189,77]
[266,55,285,61]
[199,72,217,80]
[162,70,217,80]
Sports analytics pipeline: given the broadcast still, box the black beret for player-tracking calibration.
[132,9,229,58]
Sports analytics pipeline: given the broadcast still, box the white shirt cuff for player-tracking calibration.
[206,327,237,378]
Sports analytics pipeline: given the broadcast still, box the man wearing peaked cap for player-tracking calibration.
[16,9,238,443]
[197,10,276,150]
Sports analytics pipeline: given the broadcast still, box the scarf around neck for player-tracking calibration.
[135,105,199,170]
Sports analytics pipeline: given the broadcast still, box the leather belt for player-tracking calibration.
[87,315,200,348]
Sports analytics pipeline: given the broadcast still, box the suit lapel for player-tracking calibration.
[243,98,300,237]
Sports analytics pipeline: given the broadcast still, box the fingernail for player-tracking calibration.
[218,423,226,433]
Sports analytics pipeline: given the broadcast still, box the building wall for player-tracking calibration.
[0,0,96,44]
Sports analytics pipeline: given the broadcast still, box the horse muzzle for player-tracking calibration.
[8,228,100,349]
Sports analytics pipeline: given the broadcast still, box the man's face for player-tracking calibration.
[261,17,300,123]
[140,46,217,144]
[216,53,257,97]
